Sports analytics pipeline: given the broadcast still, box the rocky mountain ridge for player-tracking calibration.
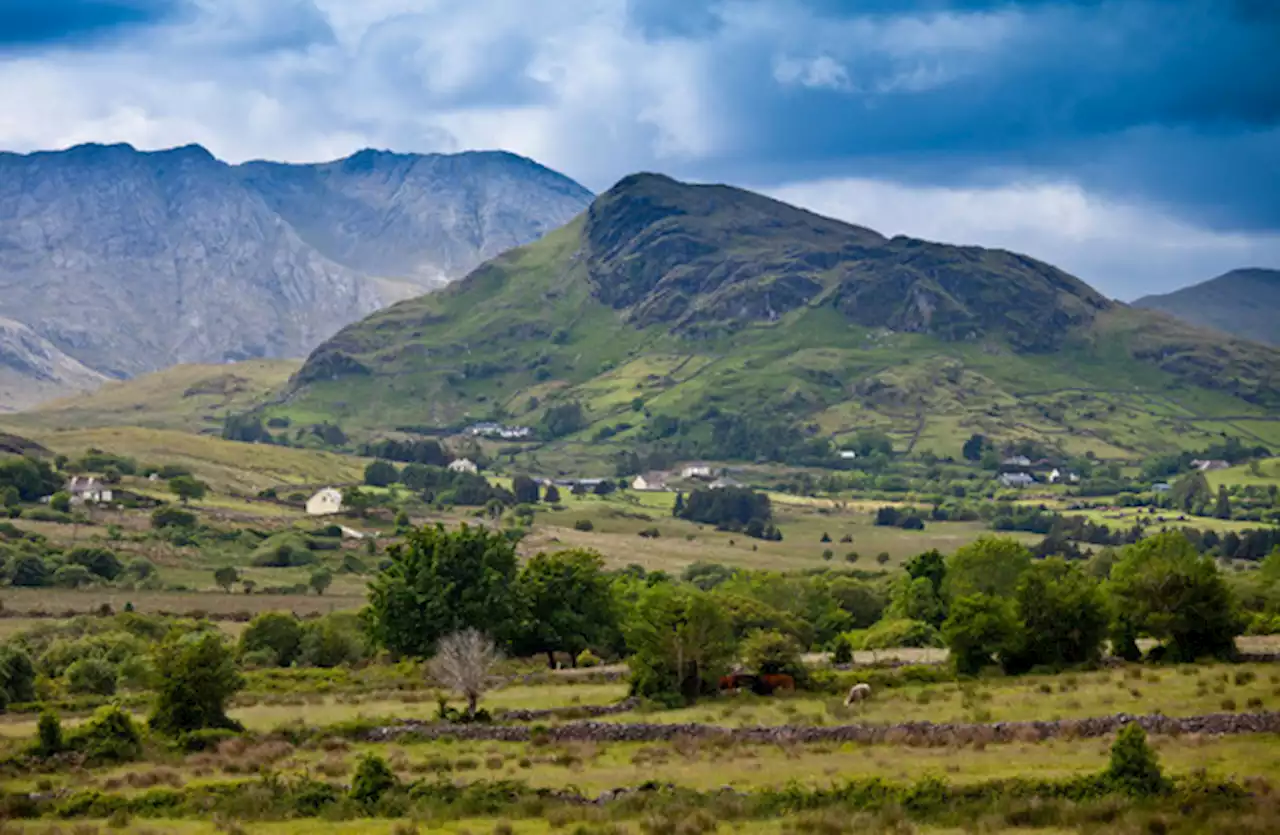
[0,142,592,407]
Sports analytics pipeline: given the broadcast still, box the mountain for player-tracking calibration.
[271,174,1280,467]
[0,317,107,413]
[1133,268,1280,346]
[0,142,592,406]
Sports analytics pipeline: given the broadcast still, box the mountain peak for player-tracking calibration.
[1134,267,1280,345]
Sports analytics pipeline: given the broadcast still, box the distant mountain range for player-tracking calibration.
[0,143,593,408]
[1134,268,1280,346]
[265,174,1280,467]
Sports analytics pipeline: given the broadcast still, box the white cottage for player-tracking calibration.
[448,458,479,474]
[306,488,345,516]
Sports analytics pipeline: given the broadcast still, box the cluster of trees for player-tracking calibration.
[874,506,926,531]
[222,415,348,449]
[627,410,838,468]
[675,487,781,540]
[928,533,1243,673]
[359,439,451,466]
[0,524,157,590]
[362,462,513,507]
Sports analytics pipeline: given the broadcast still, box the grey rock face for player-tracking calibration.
[0,317,106,412]
[0,142,592,406]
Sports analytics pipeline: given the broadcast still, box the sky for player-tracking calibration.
[0,0,1277,300]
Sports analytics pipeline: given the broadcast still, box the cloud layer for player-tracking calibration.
[0,0,1276,298]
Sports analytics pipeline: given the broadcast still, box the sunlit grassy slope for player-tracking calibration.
[270,176,1280,468]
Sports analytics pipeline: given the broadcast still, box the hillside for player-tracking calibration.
[274,174,1280,468]
[1134,268,1280,346]
[0,143,592,408]
[1,359,298,433]
[0,316,107,412]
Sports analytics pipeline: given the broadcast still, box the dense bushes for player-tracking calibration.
[677,488,781,540]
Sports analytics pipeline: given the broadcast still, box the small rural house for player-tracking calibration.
[306,488,344,516]
[1191,459,1230,473]
[1002,455,1033,468]
[998,472,1034,489]
[631,472,669,491]
[710,477,741,490]
[838,450,858,460]
[66,476,113,504]
[680,463,713,479]
[448,458,479,474]
[1152,483,1173,494]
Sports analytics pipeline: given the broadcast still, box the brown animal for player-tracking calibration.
[719,673,760,692]
[759,673,795,693]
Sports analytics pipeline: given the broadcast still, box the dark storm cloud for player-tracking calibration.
[688,0,1280,228]
[0,0,186,47]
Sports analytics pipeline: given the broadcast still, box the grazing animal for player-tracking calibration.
[719,673,760,693]
[844,683,872,705]
[759,673,796,693]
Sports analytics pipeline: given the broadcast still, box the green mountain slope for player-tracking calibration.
[1134,268,1280,347]
[273,174,1280,467]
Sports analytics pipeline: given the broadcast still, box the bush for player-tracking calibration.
[830,634,854,665]
[573,519,594,532]
[151,506,196,530]
[297,616,369,668]
[942,594,1021,676]
[67,547,124,581]
[1106,723,1168,796]
[68,705,142,765]
[576,649,602,668]
[849,619,942,651]
[65,657,118,696]
[251,533,316,568]
[34,711,63,756]
[740,629,805,680]
[53,564,95,589]
[350,753,397,805]
[0,645,36,704]
[239,613,304,668]
[10,555,50,587]
[149,632,244,736]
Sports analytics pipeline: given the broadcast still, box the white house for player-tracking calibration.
[1152,483,1173,494]
[1191,459,1230,473]
[838,450,858,460]
[998,472,1035,489]
[67,476,113,505]
[1003,455,1032,468]
[1048,468,1062,484]
[306,488,344,516]
[680,463,713,479]
[631,472,669,491]
[448,458,479,474]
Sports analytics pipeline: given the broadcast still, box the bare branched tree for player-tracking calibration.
[429,629,501,716]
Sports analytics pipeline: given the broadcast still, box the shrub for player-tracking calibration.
[350,753,397,805]
[10,555,50,587]
[830,634,854,665]
[576,649,602,668]
[239,613,304,668]
[34,711,63,757]
[65,657,119,696]
[740,629,805,680]
[69,705,143,765]
[67,547,124,581]
[1105,723,1168,796]
[151,506,196,530]
[297,616,369,668]
[53,564,95,589]
[573,519,594,532]
[149,632,244,736]
[0,645,36,704]
[849,618,942,651]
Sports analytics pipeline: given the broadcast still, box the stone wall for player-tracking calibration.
[367,710,1280,745]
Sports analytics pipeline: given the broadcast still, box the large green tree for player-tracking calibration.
[516,549,619,667]
[365,524,521,657]
[626,583,735,705]
[1005,558,1108,672]
[945,536,1032,601]
[1107,531,1242,661]
[942,593,1020,676]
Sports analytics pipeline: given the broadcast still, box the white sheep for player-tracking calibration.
[844,682,872,706]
